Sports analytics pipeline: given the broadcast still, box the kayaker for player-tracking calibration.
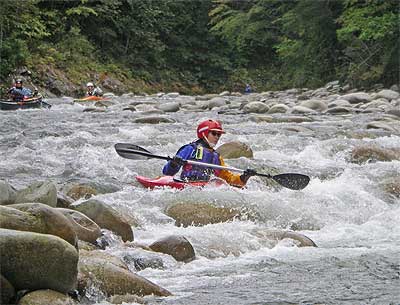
[244,83,252,94]
[163,119,256,187]
[86,82,103,97]
[8,79,33,101]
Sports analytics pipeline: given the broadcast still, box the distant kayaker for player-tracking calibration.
[163,119,256,187]
[8,79,34,101]
[244,83,252,94]
[86,82,103,97]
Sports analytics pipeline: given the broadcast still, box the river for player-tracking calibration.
[1,95,399,305]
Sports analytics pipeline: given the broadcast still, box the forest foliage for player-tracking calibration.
[0,0,398,94]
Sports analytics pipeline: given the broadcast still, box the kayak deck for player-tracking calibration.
[135,175,226,190]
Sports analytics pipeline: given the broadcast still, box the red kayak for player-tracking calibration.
[135,175,227,190]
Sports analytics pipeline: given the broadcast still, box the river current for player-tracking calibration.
[1,96,399,305]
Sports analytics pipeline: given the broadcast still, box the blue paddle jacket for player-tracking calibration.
[8,87,33,101]
[163,139,244,187]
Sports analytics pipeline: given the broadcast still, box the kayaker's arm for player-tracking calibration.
[217,157,247,187]
[162,145,194,175]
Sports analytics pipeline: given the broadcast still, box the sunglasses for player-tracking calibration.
[210,131,222,137]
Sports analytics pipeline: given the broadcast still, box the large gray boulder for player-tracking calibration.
[72,199,134,242]
[0,229,78,293]
[0,180,16,205]
[0,203,78,247]
[18,289,77,305]
[57,208,102,244]
[15,181,57,207]
[149,235,195,263]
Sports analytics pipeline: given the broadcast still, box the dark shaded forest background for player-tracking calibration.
[0,0,398,95]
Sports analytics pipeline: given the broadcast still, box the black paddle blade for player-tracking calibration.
[272,173,310,190]
[114,143,152,160]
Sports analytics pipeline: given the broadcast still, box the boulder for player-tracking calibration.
[351,146,400,163]
[72,199,133,242]
[18,289,77,305]
[0,203,77,247]
[217,141,253,159]
[299,99,328,112]
[0,229,78,293]
[57,208,102,244]
[341,92,372,103]
[133,117,175,124]
[149,235,195,262]
[15,181,57,207]
[166,203,245,227]
[0,180,16,205]
[1,274,15,305]
[78,255,171,297]
[242,101,269,113]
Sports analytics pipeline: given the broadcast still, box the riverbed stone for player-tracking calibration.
[72,199,134,242]
[253,229,317,247]
[267,103,289,114]
[0,180,16,205]
[242,101,269,113]
[0,274,15,305]
[57,208,102,244]
[0,229,78,293]
[375,89,399,101]
[341,92,372,103]
[78,254,171,297]
[18,289,77,305]
[149,235,195,262]
[299,99,328,112]
[133,116,175,124]
[1,203,78,247]
[15,181,57,207]
[216,141,253,159]
[166,203,241,227]
[351,146,400,163]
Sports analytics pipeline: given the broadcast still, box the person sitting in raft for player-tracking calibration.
[163,119,256,187]
[86,82,103,97]
[8,79,36,101]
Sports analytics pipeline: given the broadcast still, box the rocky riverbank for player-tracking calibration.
[1,81,399,304]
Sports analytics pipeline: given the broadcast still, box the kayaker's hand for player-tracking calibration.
[240,169,257,183]
[170,156,185,168]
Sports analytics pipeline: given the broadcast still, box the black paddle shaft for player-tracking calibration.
[114,143,310,190]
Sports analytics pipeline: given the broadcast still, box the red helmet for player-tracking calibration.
[197,119,225,139]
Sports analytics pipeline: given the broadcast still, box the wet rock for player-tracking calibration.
[217,141,253,159]
[381,177,400,201]
[18,289,77,305]
[341,92,372,104]
[133,116,175,124]
[366,121,400,133]
[243,101,269,113]
[1,274,15,305]
[1,203,78,247]
[156,102,180,112]
[250,115,314,123]
[108,294,147,305]
[291,105,317,114]
[78,255,171,297]
[166,203,246,227]
[72,199,134,242]
[253,229,317,247]
[267,103,289,114]
[375,89,399,101]
[15,181,57,207]
[149,235,195,262]
[56,192,74,208]
[351,146,400,163]
[83,107,106,112]
[0,229,78,293]
[326,106,352,114]
[299,99,328,112]
[57,208,102,244]
[66,184,98,200]
[0,180,16,205]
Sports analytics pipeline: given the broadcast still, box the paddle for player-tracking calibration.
[114,143,310,190]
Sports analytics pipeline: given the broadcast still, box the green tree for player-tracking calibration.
[337,0,399,87]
